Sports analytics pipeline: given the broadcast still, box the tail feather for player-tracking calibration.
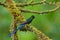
[7,29,18,37]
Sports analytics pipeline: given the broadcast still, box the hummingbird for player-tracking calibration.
[7,15,35,37]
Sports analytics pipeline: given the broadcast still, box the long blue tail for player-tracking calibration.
[7,24,25,37]
[7,29,18,37]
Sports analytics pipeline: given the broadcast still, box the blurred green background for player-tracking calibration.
[0,0,60,40]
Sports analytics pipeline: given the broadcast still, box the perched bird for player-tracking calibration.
[7,15,35,37]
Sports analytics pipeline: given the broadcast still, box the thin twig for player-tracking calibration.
[20,6,60,14]
[16,0,46,7]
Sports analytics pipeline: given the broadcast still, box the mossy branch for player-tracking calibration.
[26,25,52,40]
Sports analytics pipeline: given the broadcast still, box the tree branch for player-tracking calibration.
[20,6,60,14]
[27,25,52,40]
[16,0,46,7]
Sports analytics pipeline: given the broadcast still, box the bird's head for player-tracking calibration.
[31,15,35,19]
